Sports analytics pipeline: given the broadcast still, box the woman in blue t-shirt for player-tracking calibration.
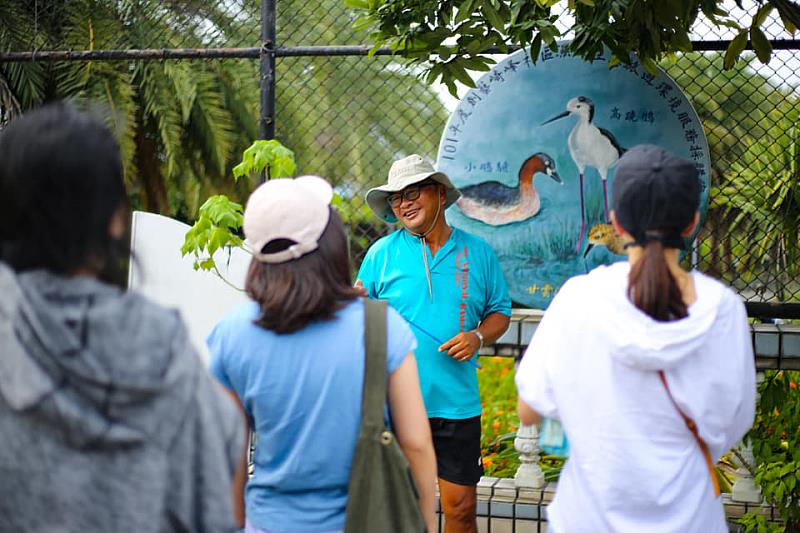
[207,176,436,533]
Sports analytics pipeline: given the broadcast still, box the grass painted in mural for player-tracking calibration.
[506,217,579,265]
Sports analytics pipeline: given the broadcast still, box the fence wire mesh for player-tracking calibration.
[0,0,798,307]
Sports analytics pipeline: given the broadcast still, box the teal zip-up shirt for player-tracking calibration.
[358,227,511,419]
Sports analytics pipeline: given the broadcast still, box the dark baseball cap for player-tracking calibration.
[612,144,700,248]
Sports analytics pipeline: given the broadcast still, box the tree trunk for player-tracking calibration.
[134,129,169,214]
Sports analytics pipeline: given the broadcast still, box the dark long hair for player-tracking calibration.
[627,239,688,322]
[0,103,129,285]
[245,208,360,333]
[612,145,700,323]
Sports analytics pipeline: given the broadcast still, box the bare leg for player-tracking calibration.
[439,478,478,533]
[602,178,610,222]
[575,173,585,253]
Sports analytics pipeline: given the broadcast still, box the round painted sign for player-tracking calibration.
[438,45,710,309]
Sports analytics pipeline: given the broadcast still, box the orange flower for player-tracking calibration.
[790,382,797,390]
[483,457,494,467]
[492,420,501,432]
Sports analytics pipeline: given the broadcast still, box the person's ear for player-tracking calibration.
[439,184,447,206]
[610,211,625,236]
[681,211,700,237]
[108,207,126,240]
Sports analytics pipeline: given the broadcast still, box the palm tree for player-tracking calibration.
[713,103,800,299]
[661,53,798,290]
[0,0,448,249]
[0,0,259,218]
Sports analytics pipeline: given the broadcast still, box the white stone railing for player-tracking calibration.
[478,311,800,497]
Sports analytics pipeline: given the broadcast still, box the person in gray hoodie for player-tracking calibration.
[0,103,245,532]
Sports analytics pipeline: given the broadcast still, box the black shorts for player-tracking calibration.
[429,415,484,485]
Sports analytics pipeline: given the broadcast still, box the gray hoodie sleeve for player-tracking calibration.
[162,325,245,533]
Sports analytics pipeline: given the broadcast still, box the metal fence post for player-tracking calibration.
[259,0,277,182]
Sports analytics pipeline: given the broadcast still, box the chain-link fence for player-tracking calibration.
[1,0,799,313]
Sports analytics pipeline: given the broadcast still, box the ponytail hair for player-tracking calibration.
[627,240,688,322]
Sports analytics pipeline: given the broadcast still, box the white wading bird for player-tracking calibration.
[542,96,626,252]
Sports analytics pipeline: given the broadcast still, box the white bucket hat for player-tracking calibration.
[243,175,333,264]
[365,154,461,222]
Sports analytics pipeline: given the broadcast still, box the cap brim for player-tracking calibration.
[365,171,461,222]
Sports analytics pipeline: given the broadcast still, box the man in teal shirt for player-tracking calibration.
[357,154,511,533]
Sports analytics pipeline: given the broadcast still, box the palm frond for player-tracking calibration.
[137,61,183,179]
[189,66,235,178]
[0,70,21,124]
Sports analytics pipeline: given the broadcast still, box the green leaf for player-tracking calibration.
[775,482,785,503]
[233,139,296,180]
[198,258,216,272]
[510,1,523,25]
[456,0,477,24]
[461,57,493,71]
[444,76,459,98]
[673,30,693,53]
[352,15,373,31]
[444,61,476,87]
[344,0,369,8]
[529,34,543,63]
[750,27,772,64]
[753,4,774,28]
[723,30,748,69]
[640,56,660,76]
[779,8,798,34]
[482,2,506,31]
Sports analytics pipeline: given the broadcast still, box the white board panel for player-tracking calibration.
[128,211,250,363]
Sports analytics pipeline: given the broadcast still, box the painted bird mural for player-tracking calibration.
[542,96,626,251]
[456,152,562,226]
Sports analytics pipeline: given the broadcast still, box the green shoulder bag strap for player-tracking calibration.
[344,298,426,533]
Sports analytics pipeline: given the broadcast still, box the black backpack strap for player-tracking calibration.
[361,298,388,430]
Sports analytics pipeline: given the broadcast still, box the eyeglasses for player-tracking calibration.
[387,182,437,208]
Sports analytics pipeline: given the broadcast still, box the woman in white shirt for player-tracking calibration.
[516,144,756,533]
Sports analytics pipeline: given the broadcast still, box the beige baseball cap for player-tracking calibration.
[243,175,333,264]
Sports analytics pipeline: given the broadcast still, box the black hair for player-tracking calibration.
[245,208,360,333]
[0,103,129,284]
[628,240,689,321]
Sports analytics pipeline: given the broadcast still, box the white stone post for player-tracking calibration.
[514,423,545,488]
[731,439,760,502]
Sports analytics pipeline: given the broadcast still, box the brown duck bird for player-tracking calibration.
[456,152,562,226]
